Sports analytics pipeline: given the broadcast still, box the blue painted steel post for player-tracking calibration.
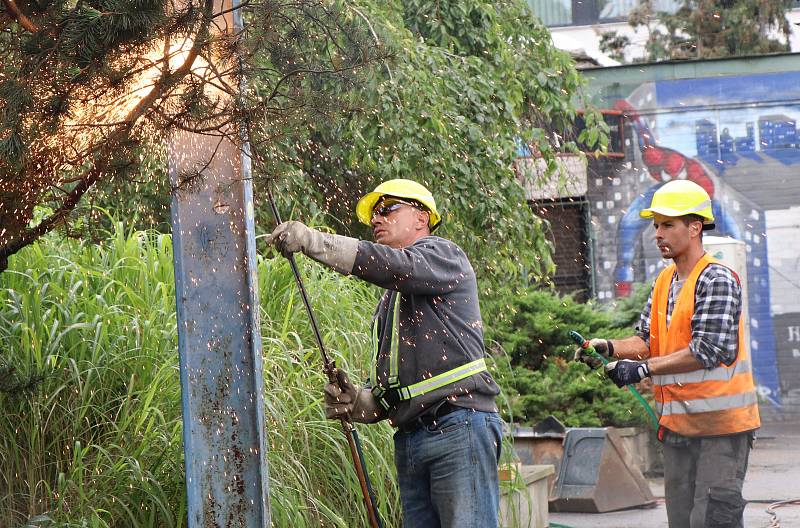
[169,2,270,525]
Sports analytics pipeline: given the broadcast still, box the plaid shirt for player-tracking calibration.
[635,262,742,369]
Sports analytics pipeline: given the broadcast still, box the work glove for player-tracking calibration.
[604,359,650,388]
[324,368,382,424]
[573,338,613,369]
[265,221,358,275]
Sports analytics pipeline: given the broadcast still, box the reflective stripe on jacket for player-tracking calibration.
[369,291,488,410]
[649,253,760,437]
[353,236,499,428]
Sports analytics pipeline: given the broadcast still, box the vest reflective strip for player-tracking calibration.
[396,359,487,401]
[652,359,751,386]
[370,292,401,388]
[656,391,758,416]
[388,292,401,387]
[370,312,379,388]
[372,291,487,405]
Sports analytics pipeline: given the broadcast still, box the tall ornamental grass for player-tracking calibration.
[0,223,400,527]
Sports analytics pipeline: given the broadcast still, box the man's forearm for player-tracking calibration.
[351,239,469,295]
[609,336,650,361]
[604,342,705,387]
[646,347,704,375]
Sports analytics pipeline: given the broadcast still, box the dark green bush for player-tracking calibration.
[605,281,653,329]
[506,360,651,428]
[484,286,654,429]
[485,288,630,370]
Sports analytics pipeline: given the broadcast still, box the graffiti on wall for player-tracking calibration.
[587,71,800,405]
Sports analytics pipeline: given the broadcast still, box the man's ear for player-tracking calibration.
[417,210,430,230]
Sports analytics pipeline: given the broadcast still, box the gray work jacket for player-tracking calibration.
[352,235,500,428]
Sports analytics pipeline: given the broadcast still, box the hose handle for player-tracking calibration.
[569,330,589,349]
[569,330,608,365]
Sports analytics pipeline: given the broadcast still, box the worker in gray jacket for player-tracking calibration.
[266,179,503,528]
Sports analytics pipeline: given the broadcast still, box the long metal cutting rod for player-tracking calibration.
[264,184,383,528]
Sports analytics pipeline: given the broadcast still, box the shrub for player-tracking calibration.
[485,288,630,370]
[484,286,653,429]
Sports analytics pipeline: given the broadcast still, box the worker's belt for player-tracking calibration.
[396,401,462,434]
[371,358,488,411]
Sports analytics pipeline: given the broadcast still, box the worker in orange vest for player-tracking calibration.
[575,179,760,528]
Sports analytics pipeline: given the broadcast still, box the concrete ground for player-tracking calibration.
[548,411,800,528]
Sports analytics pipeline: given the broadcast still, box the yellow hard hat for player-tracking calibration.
[356,179,442,230]
[640,180,715,228]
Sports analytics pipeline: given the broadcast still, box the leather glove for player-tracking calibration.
[573,338,613,369]
[604,359,650,388]
[324,368,382,424]
[265,221,358,275]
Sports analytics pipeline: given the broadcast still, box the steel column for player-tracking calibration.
[169,1,270,525]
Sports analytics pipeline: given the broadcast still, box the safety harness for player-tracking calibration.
[369,292,488,411]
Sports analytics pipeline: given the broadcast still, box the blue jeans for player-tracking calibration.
[393,409,503,528]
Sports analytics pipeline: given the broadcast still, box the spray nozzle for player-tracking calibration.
[569,330,589,348]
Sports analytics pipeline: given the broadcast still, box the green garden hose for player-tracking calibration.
[569,330,660,430]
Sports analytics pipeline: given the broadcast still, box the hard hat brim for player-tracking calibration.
[356,191,384,225]
[640,206,714,224]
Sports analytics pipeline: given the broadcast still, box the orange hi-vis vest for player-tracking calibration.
[649,253,760,437]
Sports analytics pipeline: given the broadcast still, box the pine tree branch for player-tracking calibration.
[0,155,107,264]
[123,0,215,127]
[0,0,217,269]
[2,0,38,32]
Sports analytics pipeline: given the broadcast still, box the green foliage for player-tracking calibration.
[89,148,173,234]
[601,0,793,63]
[605,280,653,329]
[0,225,185,527]
[507,361,650,428]
[485,288,629,370]
[598,32,631,64]
[484,286,652,428]
[3,0,608,287]
[0,223,399,527]
[0,355,43,396]
[0,0,382,268]
[252,0,608,287]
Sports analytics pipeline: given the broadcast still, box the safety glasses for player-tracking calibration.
[372,199,416,218]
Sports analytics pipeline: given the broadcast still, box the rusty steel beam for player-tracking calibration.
[169,1,270,526]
